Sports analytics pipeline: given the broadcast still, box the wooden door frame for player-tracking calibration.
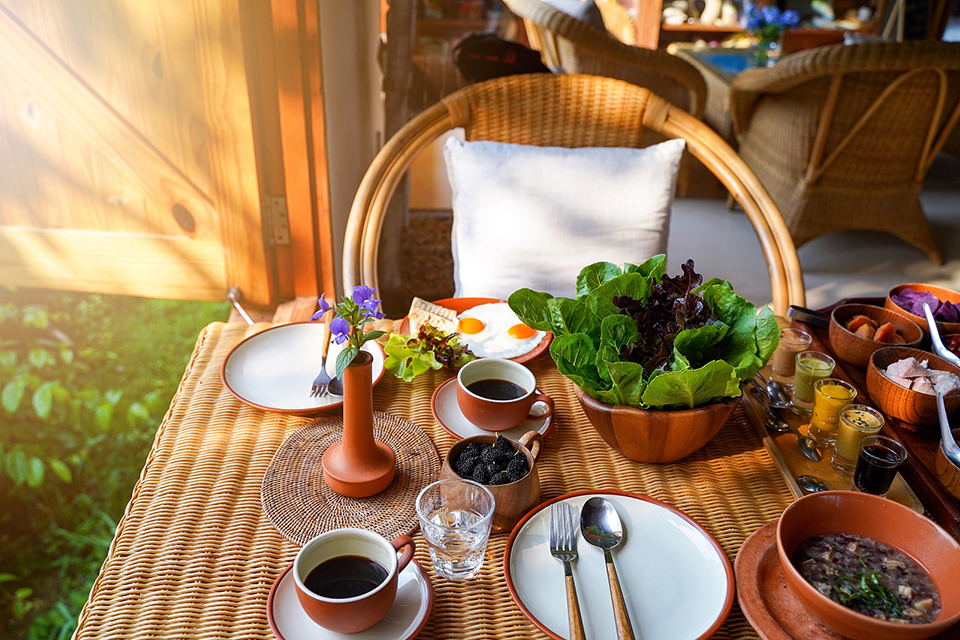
[240,0,336,319]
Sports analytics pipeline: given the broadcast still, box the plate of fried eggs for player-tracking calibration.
[400,298,552,364]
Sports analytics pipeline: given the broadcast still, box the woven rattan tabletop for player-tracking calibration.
[74,321,796,639]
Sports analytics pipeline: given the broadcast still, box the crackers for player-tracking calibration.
[408,297,458,335]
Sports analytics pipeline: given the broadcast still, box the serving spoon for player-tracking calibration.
[922,303,960,468]
[580,497,635,640]
[750,387,823,462]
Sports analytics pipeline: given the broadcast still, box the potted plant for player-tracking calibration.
[508,255,780,462]
[744,4,801,66]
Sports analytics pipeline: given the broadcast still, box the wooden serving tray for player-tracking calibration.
[792,298,960,542]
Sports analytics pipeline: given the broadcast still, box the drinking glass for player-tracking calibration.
[416,478,495,580]
[791,352,836,416]
[770,328,812,380]
[832,405,885,476]
[853,435,907,497]
[808,378,856,447]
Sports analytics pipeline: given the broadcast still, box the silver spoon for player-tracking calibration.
[797,475,829,493]
[921,303,960,468]
[750,385,790,432]
[755,373,792,410]
[750,387,823,461]
[581,497,635,640]
[923,302,960,369]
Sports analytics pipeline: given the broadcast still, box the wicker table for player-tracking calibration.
[73,322,798,639]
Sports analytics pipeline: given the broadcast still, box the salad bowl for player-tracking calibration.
[574,387,740,463]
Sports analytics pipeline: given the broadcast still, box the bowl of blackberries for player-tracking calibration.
[440,432,542,533]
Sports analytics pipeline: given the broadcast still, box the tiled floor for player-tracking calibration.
[399,153,960,315]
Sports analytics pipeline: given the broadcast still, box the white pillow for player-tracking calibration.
[443,137,685,300]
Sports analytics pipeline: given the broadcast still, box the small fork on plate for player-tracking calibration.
[550,502,587,640]
[310,311,333,398]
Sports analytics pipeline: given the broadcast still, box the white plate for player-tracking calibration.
[267,560,433,640]
[430,377,554,440]
[221,322,386,414]
[504,492,734,640]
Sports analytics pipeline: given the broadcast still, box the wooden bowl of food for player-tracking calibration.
[886,283,960,335]
[777,490,960,640]
[829,304,923,370]
[866,347,960,427]
[574,387,739,463]
[934,428,960,501]
[439,431,542,533]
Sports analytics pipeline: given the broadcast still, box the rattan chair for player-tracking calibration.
[343,74,804,315]
[594,0,638,45]
[503,0,706,120]
[731,41,960,265]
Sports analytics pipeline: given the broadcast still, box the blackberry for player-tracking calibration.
[487,471,510,485]
[506,455,529,482]
[471,464,491,484]
[453,456,477,478]
[480,446,500,465]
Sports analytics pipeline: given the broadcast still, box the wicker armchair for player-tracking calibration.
[595,0,637,45]
[343,74,805,315]
[731,41,960,265]
[503,0,706,120]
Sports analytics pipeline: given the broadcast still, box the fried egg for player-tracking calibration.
[456,303,545,358]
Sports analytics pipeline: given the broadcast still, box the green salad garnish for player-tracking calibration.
[507,255,779,410]
[384,324,476,382]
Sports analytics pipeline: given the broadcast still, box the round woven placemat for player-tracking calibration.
[261,412,441,545]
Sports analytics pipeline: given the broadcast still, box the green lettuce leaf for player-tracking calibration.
[606,361,647,406]
[585,273,651,320]
[547,297,600,344]
[508,289,556,332]
[755,305,780,365]
[699,282,766,381]
[623,254,666,282]
[672,323,729,370]
[550,333,609,398]
[383,334,442,382]
[576,262,623,299]
[640,360,741,410]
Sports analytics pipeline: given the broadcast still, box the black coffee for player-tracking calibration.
[467,378,527,400]
[304,555,388,599]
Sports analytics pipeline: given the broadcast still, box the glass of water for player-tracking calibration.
[415,478,495,580]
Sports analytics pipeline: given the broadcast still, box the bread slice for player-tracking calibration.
[407,297,458,335]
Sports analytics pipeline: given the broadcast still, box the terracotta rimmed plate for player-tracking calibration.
[734,522,960,640]
[398,297,552,364]
[430,377,554,440]
[504,490,734,640]
[221,322,385,414]
[266,560,433,640]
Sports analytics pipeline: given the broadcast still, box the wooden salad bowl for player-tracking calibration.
[829,303,922,370]
[935,428,960,501]
[885,283,960,335]
[574,387,739,463]
[866,347,960,427]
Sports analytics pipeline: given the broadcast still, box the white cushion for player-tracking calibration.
[543,0,606,31]
[443,137,685,300]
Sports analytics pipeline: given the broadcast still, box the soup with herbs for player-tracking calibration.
[792,533,940,624]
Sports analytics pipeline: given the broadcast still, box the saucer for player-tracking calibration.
[430,377,554,440]
[267,560,433,640]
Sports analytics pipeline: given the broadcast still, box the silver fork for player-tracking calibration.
[550,502,587,640]
[310,311,333,398]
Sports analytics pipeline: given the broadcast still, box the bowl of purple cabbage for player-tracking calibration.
[885,283,960,335]
[508,255,779,462]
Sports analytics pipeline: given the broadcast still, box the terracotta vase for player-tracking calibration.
[322,350,396,497]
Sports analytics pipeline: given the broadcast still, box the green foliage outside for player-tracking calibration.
[0,287,229,639]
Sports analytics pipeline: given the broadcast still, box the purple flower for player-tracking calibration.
[761,5,780,25]
[330,317,351,345]
[309,295,333,321]
[351,285,378,306]
[360,298,385,321]
[780,9,800,26]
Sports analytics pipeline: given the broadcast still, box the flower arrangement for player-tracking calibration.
[310,285,386,378]
[744,4,800,65]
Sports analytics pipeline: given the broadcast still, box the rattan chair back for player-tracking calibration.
[343,74,804,315]
[595,0,638,46]
[504,0,705,118]
[731,41,960,264]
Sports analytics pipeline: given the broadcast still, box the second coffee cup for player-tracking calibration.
[292,528,415,633]
[456,358,554,430]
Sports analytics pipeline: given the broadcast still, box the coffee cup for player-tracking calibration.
[292,528,415,633]
[456,358,554,430]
